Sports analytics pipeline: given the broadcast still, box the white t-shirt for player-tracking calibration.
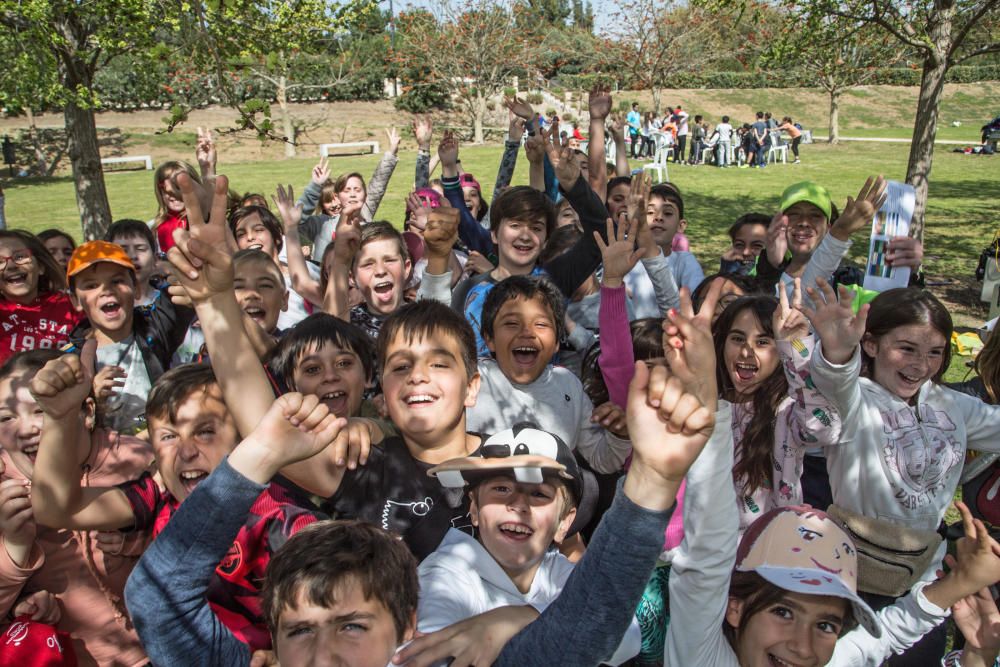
[715,122,733,142]
[675,111,690,136]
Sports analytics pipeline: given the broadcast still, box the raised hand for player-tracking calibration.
[333,215,361,265]
[800,278,868,365]
[596,217,641,287]
[423,207,460,260]
[773,278,809,341]
[310,157,330,186]
[438,131,459,170]
[0,478,35,566]
[942,502,1000,605]
[951,578,1000,658]
[413,115,433,150]
[195,127,216,173]
[661,288,719,411]
[540,125,580,188]
[624,360,715,511]
[608,115,625,142]
[30,352,93,421]
[766,210,788,267]
[624,171,651,225]
[406,191,431,233]
[507,113,526,143]
[523,132,545,164]
[387,126,402,156]
[588,87,612,121]
[177,171,231,250]
[830,175,888,241]
[503,95,534,121]
[273,184,304,232]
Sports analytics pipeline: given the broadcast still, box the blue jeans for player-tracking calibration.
[717,141,730,166]
[755,142,767,166]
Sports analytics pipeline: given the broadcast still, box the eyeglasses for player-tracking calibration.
[0,249,33,269]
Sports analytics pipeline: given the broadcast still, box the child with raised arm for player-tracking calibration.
[325,218,411,338]
[439,133,611,356]
[29,356,326,655]
[122,392,347,667]
[297,128,402,260]
[0,348,152,666]
[168,174,484,560]
[802,281,1000,664]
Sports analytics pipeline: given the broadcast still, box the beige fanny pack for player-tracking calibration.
[826,504,942,598]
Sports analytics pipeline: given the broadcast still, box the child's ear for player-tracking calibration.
[861,334,878,360]
[280,289,289,313]
[401,609,418,644]
[490,229,499,247]
[69,292,83,312]
[725,597,746,630]
[468,490,480,527]
[82,396,97,432]
[464,371,481,409]
[554,506,577,544]
[678,218,688,233]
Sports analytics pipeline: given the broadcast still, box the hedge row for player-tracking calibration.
[558,64,1000,92]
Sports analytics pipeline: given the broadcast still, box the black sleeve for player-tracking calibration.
[543,176,608,298]
[752,253,785,291]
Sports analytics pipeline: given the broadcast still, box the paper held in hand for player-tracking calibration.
[863,180,914,293]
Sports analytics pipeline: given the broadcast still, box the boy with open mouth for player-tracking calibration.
[65,241,195,435]
[418,423,640,664]
[29,356,330,658]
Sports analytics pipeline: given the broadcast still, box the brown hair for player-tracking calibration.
[489,186,555,237]
[146,363,219,424]
[354,221,408,271]
[153,161,200,226]
[725,570,857,648]
[334,172,367,197]
[0,230,67,294]
[262,520,418,643]
[861,288,953,384]
[713,296,787,495]
[376,301,477,381]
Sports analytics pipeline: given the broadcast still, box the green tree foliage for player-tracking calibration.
[0,0,164,238]
[708,0,1000,238]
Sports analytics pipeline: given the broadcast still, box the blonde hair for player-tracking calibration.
[153,161,200,226]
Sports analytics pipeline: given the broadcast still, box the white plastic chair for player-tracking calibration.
[643,134,671,183]
[605,137,616,166]
[767,130,788,164]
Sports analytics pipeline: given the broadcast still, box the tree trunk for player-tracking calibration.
[277,74,296,158]
[62,67,111,240]
[472,94,486,144]
[651,87,662,116]
[828,89,840,144]
[905,53,949,243]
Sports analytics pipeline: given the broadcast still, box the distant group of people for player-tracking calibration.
[622,104,805,168]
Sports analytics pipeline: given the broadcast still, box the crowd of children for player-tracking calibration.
[0,88,997,667]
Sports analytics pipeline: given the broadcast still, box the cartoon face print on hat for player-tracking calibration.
[742,510,859,589]
[481,423,560,460]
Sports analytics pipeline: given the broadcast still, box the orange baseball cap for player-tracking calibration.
[66,241,136,281]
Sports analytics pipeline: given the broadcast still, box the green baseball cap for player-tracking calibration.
[780,181,832,222]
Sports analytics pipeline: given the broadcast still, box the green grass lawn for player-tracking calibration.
[3,136,997,381]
